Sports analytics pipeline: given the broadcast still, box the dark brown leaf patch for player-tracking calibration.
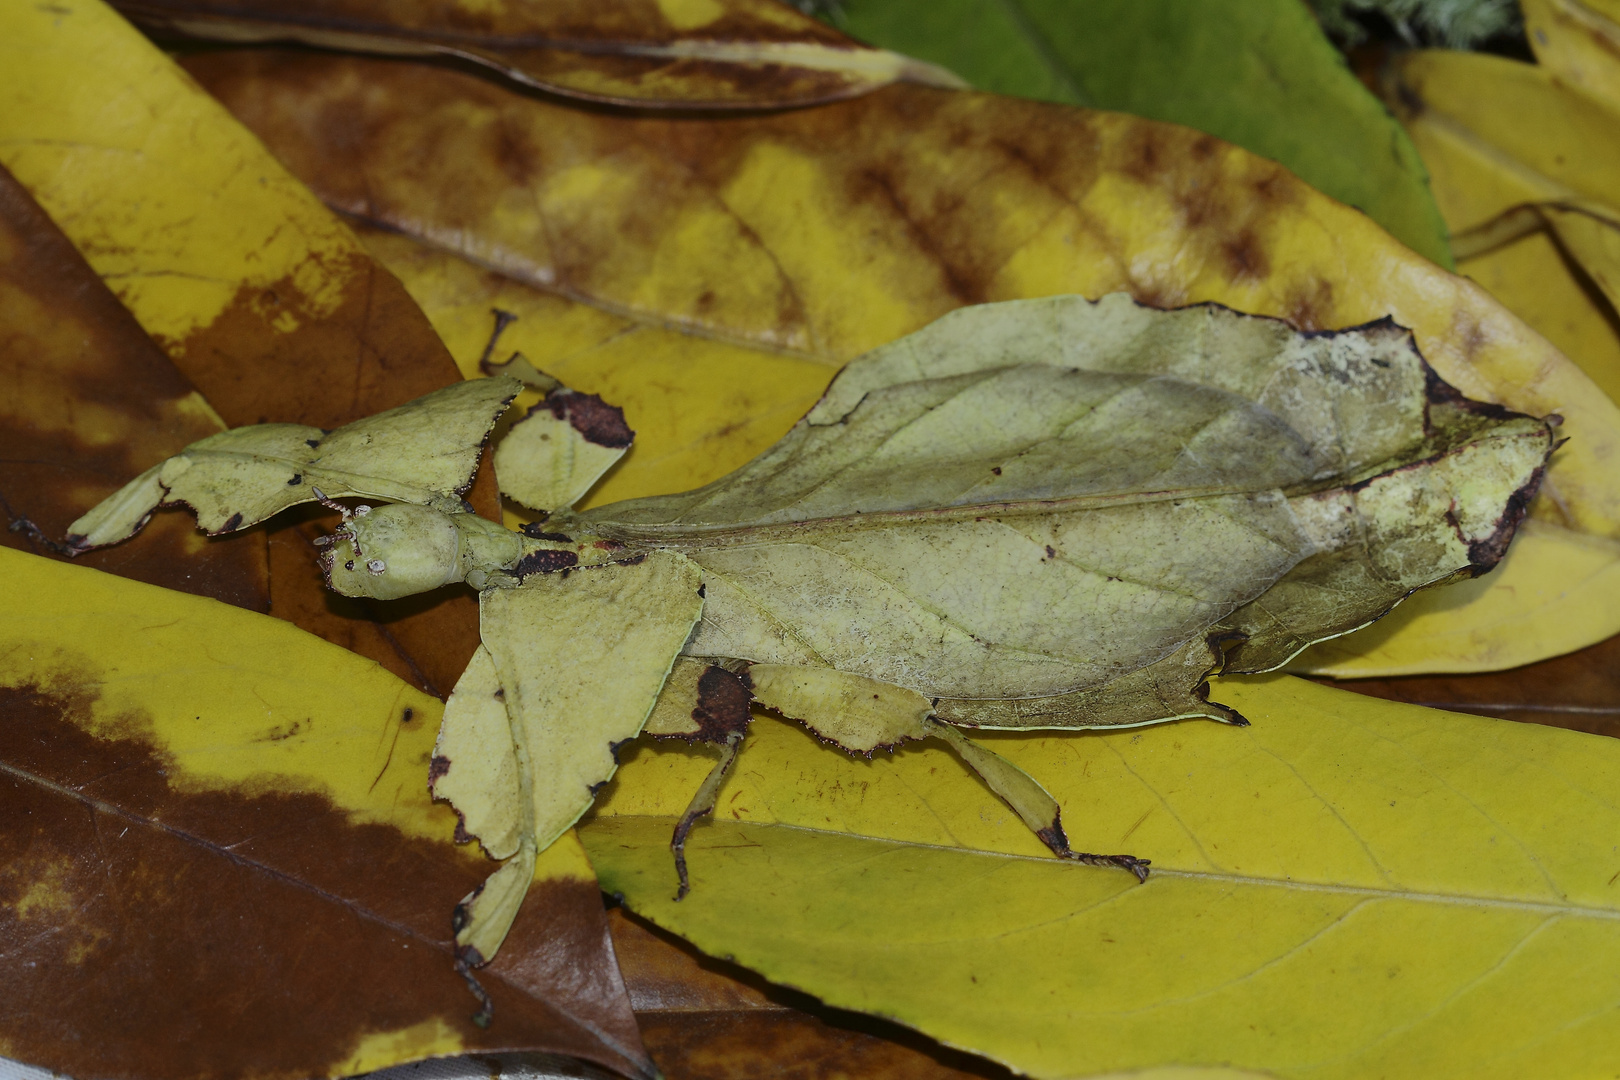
[608,911,1012,1080]
[0,682,652,1080]
[688,667,753,746]
[546,392,635,450]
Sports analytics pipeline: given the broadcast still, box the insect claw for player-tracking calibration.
[309,486,352,518]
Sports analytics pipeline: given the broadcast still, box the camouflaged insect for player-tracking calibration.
[72,293,1556,995]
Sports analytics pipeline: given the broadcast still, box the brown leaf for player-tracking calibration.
[608,910,1012,1080]
[114,0,962,109]
[0,552,653,1080]
[1337,632,1620,739]
[0,163,268,610]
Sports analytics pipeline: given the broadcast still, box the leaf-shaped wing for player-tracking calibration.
[574,297,1553,728]
[68,376,521,549]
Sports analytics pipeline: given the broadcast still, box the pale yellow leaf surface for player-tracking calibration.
[581,676,1620,1080]
[0,0,465,440]
[1525,0,1620,114]
[204,53,1620,676]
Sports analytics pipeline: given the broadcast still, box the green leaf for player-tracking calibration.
[828,0,1456,267]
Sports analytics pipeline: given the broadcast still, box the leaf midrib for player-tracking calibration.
[609,816,1620,921]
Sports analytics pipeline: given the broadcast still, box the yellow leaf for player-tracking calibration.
[1524,0,1620,114]
[356,226,834,510]
[0,546,651,1079]
[196,52,1620,676]
[582,675,1620,1079]
[0,0,461,432]
[1339,50,1620,676]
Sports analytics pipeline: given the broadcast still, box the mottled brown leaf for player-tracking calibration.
[0,549,653,1080]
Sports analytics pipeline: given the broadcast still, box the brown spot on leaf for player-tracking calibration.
[428,755,452,783]
[1221,231,1269,282]
[687,667,755,746]
[513,548,581,577]
[544,392,635,450]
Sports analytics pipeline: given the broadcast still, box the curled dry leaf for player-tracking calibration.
[187,48,1620,677]
[581,676,1620,1080]
[112,0,964,109]
[0,547,653,1080]
[0,163,268,610]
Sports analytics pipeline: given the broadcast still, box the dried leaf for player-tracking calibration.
[188,49,1620,676]
[828,0,1453,266]
[0,547,653,1080]
[581,675,1620,1079]
[0,163,268,610]
[113,0,964,110]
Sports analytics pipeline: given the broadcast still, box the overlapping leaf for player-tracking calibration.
[187,47,1620,676]
[0,548,652,1080]
[0,0,485,697]
[1524,0,1620,113]
[112,0,964,109]
[824,0,1453,266]
[1325,47,1620,677]
[581,675,1620,1079]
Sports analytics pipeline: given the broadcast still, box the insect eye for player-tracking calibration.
[367,558,387,574]
[355,505,372,516]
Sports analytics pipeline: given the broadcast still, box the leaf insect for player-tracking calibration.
[69,294,1557,1021]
